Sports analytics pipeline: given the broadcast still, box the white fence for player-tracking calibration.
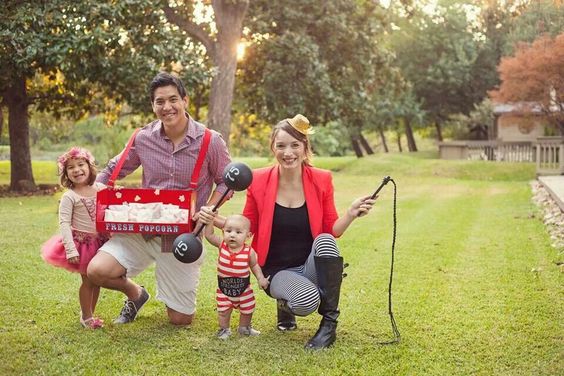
[536,137,564,175]
[439,138,564,175]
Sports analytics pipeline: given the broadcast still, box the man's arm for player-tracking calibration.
[206,132,232,198]
[194,132,233,224]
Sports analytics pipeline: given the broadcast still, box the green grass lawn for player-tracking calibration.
[0,153,562,375]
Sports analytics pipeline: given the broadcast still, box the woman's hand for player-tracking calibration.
[347,195,376,218]
[68,256,80,264]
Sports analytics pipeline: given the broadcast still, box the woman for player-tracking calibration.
[239,114,377,350]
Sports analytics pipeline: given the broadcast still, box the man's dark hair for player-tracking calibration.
[149,72,187,102]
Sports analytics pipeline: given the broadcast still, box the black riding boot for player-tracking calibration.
[276,300,297,331]
[305,256,343,350]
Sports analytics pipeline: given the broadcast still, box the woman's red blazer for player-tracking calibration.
[242,165,339,266]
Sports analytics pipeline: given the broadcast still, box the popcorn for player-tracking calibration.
[108,205,128,212]
[177,209,189,223]
[134,195,141,202]
[135,209,154,222]
[161,204,180,215]
[159,213,176,223]
[104,202,190,224]
[104,210,129,222]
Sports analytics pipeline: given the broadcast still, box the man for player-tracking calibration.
[88,72,231,325]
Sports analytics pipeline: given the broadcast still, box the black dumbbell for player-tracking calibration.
[173,161,253,263]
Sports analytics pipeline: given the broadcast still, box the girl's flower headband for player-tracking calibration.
[57,147,95,174]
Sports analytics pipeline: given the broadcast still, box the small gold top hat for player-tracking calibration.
[287,114,315,135]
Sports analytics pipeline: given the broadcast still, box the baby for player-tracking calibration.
[205,214,269,340]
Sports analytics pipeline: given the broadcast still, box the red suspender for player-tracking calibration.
[106,127,212,191]
[190,128,212,190]
[107,129,140,188]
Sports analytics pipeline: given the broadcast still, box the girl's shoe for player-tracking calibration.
[80,316,104,329]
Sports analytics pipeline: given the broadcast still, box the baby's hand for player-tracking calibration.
[68,256,80,264]
[259,276,270,290]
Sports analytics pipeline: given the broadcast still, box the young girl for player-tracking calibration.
[41,147,109,329]
[205,214,270,340]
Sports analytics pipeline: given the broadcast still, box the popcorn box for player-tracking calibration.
[95,127,212,235]
[96,187,195,235]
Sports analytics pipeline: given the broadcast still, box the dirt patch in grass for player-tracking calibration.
[0,184,60,197]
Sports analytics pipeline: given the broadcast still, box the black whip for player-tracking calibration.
[370,176,400,345]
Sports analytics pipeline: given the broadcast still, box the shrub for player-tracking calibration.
[311,120,351,156]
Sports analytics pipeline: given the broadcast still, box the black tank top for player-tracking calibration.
[263,202,313,278]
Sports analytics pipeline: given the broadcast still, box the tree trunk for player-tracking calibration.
[5,77,36,192]
[491,115,499,140]
[350,135,363,158]
[193,86,203,121]
[164,0,249,145]
[0,107,3,144]
[208,46,238,144]
[396,131,403,152]
[434,121,444,142]
[378,126,389,153]
[359,132,374,155]
[207,0,248,144]
[404,118,418,152]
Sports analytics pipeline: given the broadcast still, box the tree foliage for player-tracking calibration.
[491,33,564,134]
[239,0,394,156]
[0,0,191,114]
[446,97,494,140]
[390,0,483,140]
[239,30,333,124]
[468,0,522,107]
[0,0,207,191]
[504,0,564,54]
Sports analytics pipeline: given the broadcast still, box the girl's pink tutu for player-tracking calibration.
[41,230,109,274]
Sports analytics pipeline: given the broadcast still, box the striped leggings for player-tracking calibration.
[268,233,340,316]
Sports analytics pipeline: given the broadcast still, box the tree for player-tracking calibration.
[163,0,249,144]
[392,90,425,152]
[0,0,204,191]
[468,0,561,108]
[446,98,494,140]
[491,33,564,134]
[239,31,333,125]
[504,0,564,54]
[0,109,4,144]
[469,1,522,107]
[390,0,482,141]
[365,82,424,153]
[0,1,88,191]
[240,0,392,157]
